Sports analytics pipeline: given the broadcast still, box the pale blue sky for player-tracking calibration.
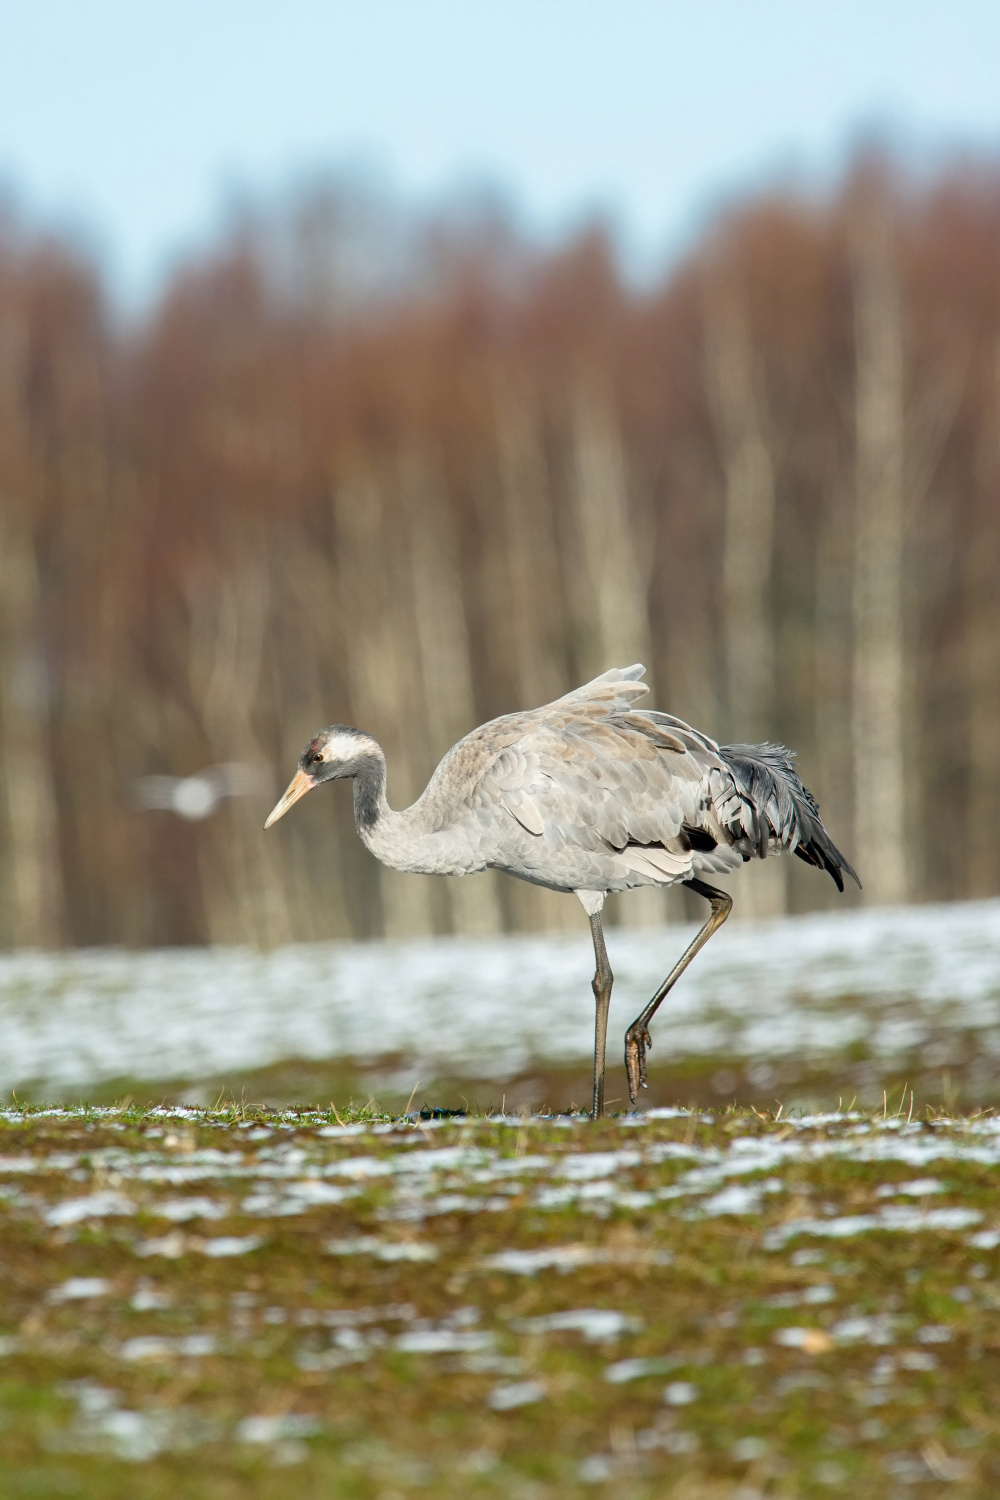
[1,1,998,304]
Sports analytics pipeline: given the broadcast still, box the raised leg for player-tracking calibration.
[624,878,733,1104]
[589,911,614,1119]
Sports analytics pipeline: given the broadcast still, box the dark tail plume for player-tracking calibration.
[719,742,860,893]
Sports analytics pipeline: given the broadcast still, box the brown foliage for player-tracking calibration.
[1,156,999,947]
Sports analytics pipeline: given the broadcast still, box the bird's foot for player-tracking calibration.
[624,1023,652,1103]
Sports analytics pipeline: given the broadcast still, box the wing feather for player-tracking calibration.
[432,665,848,894]
[623,844,692,880]
[475,676,727,883]
[500,791,546,837]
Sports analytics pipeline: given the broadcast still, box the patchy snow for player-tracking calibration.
[830,1315,897,1345]
[899,1350,938,1369]
[874,1179,944,1198]
[132,1232,264,1258]
[5,1102,998,1486]
[237,1414,321,1444]
[198,1236,265,1257]
[153,1197,228,1222]
[764,1206,982,1248]
[485,1246,627,1275]
[9,1110,996,1253]
[663,1380,699,1405]
[60,1382,187,1461]
[3,897,1000,1088]
[395,1328,495,1354]
[604,1356,679,1383]
[130,1285,172,1311]
[45,1192,136,1226]
[49,1278,113,1302]
[120,1334,216,1361]
[513,1309,640,1342]
[325,1236,438,1262]
[488,1380,545,1410]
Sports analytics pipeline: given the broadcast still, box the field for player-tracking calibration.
[3,899,1000,1114]
[2,899,1000,1495]
[1,1100,999,1498]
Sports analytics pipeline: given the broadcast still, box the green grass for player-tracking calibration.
[8,1039,995,1118]
[1,1097,998,1497]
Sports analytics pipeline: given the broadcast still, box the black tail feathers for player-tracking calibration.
[718,741,860,893]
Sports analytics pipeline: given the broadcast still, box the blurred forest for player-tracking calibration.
[0,153,998,950]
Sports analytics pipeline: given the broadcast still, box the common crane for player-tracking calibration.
[265,666,857,1117]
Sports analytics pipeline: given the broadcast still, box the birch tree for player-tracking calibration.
[704,290,786,917]
[0,299,65,948]
[965,341,1000,897]
[493,378,577,931]
[571,373,663,927]
[0,508,65,948]
[813,470,856,886]
[405,451,504,935]
[277,534,357,939]
[492,378,567,710]
[850,194,908,906]
[186,544,295,948]
[333,467,436,939]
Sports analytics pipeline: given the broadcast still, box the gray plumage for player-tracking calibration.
[266,665,858,1117]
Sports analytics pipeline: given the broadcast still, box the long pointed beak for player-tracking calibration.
[264,769,315,829]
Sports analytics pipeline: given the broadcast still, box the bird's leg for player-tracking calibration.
[588,911,614,1120]
[624,879,733,1104]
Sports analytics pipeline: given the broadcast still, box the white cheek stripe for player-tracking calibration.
[321,731,376,765]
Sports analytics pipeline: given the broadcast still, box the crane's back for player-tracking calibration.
[427,665,857,897]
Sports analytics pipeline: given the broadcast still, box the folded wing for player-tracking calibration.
[478,665,856,891]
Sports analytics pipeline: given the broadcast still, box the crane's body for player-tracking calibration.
[266,666,858,1117]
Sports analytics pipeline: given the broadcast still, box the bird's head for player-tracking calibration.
[264,726,379,828]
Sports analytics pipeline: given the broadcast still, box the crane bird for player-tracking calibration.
[265,666,858,1118]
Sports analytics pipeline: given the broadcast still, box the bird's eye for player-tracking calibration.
[311,752,323,765]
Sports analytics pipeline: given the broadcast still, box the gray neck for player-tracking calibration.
[351,745,477,877]
[352,750,389,840]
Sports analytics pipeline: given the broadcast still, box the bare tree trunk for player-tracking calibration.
[571,373,663,927]
[964,550,1000,900]
[492,378,567,709]
[0,302,65,949]
[405,452,504,935]
[0,508,65,947]
[493,378,577,932]
[851,198,908,907]
[276,535,356,940]
[813,477,855,897]
[332,468,435,939]
[704,292,786,918]
[966,342,1000,898]
[187,544,295,949]
[571,374,653,678]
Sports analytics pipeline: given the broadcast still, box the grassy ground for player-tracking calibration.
[10,1039,995,1118]
[1,1097,999,1497]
